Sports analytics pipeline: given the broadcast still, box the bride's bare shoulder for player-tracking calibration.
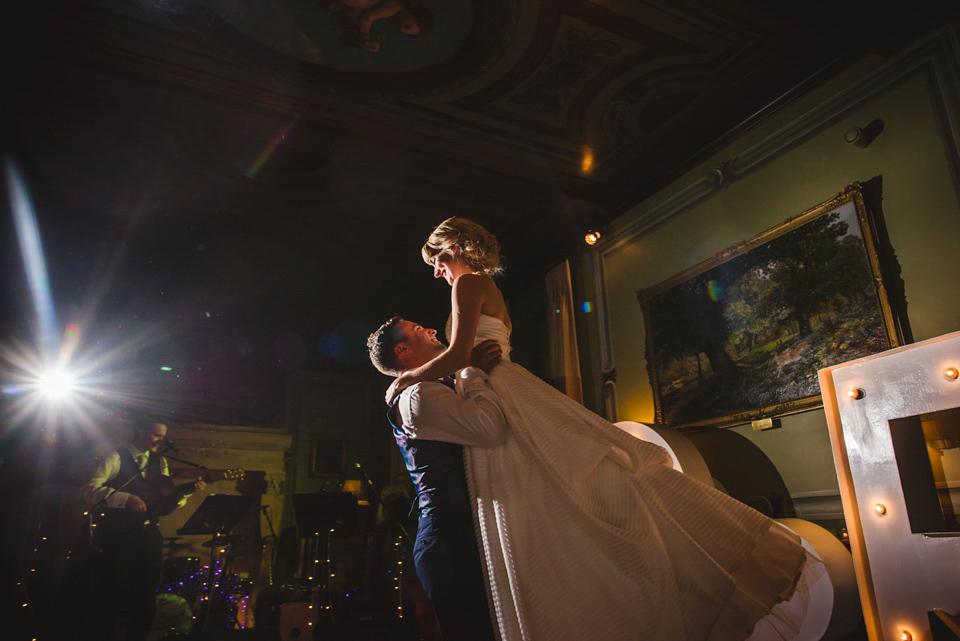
[453,271,497,293]
[454,273,509,323]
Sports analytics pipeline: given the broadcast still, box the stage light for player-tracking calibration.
[581,146,594,174]
[37,369,74,399]
[584,230,602,246]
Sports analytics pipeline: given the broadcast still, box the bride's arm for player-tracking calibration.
[385,274,487,403]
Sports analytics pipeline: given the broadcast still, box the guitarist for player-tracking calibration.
[80,415,205,641]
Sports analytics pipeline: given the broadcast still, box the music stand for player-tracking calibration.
[178,494,256,536]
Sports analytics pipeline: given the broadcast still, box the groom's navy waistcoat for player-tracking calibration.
[387,399,471,513]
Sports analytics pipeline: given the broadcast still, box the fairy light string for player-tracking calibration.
[325,528,334,611]
[395,535,404,619]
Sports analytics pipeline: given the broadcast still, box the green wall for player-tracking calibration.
[580,24,960,498]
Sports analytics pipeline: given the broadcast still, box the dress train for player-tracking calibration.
[460,315,807,641]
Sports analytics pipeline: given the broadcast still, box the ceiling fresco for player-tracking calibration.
[205,0,474,72]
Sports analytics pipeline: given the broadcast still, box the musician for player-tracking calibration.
[80,415,205,641]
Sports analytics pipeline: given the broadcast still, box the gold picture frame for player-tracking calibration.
[637,182,905,428]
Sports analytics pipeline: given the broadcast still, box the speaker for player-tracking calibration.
[279,602,316,641]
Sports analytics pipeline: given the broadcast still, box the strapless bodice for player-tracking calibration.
[446,314,512,361]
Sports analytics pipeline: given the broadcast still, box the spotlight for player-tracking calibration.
[37,369,75,399]
[584,230,602,246]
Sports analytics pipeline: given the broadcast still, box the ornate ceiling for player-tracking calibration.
[2,0,954,423]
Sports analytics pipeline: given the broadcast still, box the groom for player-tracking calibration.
[368,317,504,641]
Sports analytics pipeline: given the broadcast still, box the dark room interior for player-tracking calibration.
[2,1,960,640]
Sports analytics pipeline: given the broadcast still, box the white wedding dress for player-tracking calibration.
[457,315,807,641]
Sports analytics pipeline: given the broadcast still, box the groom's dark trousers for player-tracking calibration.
[389,399,496,641]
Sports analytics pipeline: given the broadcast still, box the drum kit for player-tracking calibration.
[153,492,258,636]
[155,533,252,634]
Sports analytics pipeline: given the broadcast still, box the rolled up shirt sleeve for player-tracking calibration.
[398,367,507,447]
[80,451,131,509]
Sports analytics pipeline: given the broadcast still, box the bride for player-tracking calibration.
[385,217,808,641]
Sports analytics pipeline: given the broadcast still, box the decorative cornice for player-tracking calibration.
[596,24,960,258]
[169,423,292,452]
[175,440,290,452]
[729,26,960,177]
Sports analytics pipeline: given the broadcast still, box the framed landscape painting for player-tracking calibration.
[637,182,904,428]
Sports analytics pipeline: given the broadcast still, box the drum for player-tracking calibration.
[161,556,202,596]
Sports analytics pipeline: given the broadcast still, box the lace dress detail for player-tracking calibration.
[454,315,807,641]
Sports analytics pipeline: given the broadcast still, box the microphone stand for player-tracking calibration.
[160,450,206,470]
[262,505,278,573]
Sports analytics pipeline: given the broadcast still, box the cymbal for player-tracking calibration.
[202,534,243,548]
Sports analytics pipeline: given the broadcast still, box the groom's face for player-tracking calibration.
[396,320,445,368]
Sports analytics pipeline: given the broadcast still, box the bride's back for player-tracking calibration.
[476,273,512,333]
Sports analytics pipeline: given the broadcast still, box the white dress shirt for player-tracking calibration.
[397,366,508,447]
[81,447,177,509]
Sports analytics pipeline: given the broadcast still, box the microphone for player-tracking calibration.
[161,440,180,454]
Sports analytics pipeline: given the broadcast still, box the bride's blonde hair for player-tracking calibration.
[421,217,504,276]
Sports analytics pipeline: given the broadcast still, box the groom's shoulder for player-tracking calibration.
[401,380,454,407]
[407,379,452,395]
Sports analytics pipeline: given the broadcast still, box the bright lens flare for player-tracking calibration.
[707,280,723,302]
[5,156,58,356]
[3,156,187,436]
[245,116,301,178]
[38,369,75,399]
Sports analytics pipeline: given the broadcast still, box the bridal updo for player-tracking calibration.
[421,217,504,276]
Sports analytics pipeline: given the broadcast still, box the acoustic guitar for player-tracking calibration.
[99,469,244,534]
